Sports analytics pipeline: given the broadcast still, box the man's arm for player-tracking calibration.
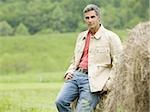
[64,33,83,80]
[64,55,76,80]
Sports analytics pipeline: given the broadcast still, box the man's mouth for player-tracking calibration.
[88,23,93,26]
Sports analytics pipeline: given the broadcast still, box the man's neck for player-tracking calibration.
[89,24,100,35]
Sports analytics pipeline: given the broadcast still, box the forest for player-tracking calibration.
[0,0,149,35]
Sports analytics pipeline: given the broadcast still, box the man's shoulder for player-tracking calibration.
[103,27,120,40]
[100,26,121,44]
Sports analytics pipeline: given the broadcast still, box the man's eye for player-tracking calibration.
[85,17,89,19]
[91,16,95,18]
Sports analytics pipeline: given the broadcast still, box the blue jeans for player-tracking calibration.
[55,71,100,112]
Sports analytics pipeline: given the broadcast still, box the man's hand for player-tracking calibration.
[65,73,74,80]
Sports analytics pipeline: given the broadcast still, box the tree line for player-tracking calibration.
[0,0,149,35]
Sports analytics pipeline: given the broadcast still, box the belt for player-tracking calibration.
[76,67,88,74]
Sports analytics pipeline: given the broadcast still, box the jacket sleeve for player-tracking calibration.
[64,33,82,77]
[105,32,123,90]
[65,55,76,76]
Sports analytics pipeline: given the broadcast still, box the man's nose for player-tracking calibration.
[88,18,93,22]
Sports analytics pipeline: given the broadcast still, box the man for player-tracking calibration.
[55,4,122,112]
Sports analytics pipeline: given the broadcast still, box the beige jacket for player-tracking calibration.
[65,25,122,92]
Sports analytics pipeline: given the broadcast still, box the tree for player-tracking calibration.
[0,21,13,36]
[15,23,29,35]
[0,0,149,34]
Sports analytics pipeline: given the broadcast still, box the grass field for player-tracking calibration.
[0,31,127,112]
[0,33,77,74]
[0,72,64,83]
[0,82,63,112]
[0,33,76,112]
[0,71,64,112]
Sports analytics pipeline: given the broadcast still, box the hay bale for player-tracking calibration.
[96,21,150,112]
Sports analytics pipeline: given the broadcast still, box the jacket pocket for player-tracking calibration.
[92,46,111,64]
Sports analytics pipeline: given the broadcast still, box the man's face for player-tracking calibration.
[84,10,100,29]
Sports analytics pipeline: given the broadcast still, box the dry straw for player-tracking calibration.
[96,21,150,112]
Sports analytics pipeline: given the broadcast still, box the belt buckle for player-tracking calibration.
[80,68,84,73]
[78,67,88,74]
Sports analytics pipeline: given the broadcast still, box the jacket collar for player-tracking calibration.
[81,24,105,40]
[94,24,105,40]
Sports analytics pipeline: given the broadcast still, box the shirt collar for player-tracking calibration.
[82,24,105,40]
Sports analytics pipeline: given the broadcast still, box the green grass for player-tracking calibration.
[0,31,127,112]
[0,82,63,112]
[0,72,64,83]
[0,31,127,74]
[0,33,77,74]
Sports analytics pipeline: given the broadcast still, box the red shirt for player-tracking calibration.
[78,31,91,69]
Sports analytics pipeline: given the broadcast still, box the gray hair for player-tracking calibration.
[83,4,100,17]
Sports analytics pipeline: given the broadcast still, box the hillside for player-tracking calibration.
[0,33,77,74]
